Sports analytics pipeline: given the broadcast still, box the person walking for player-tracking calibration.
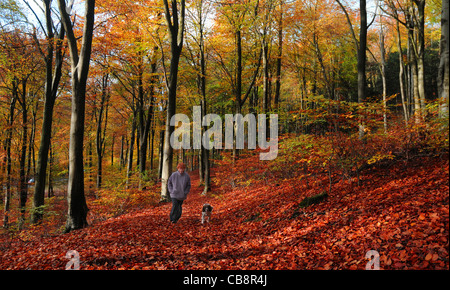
[168,163,191,224]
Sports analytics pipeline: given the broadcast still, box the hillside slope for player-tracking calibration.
[0,154,448,270]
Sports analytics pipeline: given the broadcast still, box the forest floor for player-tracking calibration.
[0,152,448,270]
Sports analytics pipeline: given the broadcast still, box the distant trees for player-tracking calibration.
[0,26,40,228]
[185,0,212,194]
[0,0,445,231]
[382,0,432,122]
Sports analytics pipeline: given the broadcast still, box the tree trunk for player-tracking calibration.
[232,29,243,161]
[314,32,332,98]
[200,48,210,194]
[120,135,125,167]
[414,0,426,111]
[96,75,109,189]
[32,0,65,224]
[27,100,38,184]
[150,128,155,170]
[158,130,165,180]
[358,0,367,138]
[396,20,409,123]
[139,56,157,176]
[96,150,103,190]
[160,0,186,202]
[18,79,28,229]
[438,0,449,117]
[411,50,421,120]
[380,19,387,133]
[3,81,17,228]
[111,134,114,166]
[335,0,367,136]
[57,0,96,233]
[65,84,90,232]
[263,39,270,128]
[138,94,154,189]
[160,52,180,200]
[127,112,137,188]
[274,0,283,110]
[47,140,54,198]
[201,102,211,195]
[193,0,210,193]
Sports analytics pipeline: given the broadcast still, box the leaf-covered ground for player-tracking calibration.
[0,154,448,270]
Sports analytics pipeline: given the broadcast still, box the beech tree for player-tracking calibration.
[160,0,186,202]
[29,0,65,224]
[438,0,449,117]
[214,0,261,159]
[335,0,368,137]
[0,27,39,228]
[56,0,96,232]
[382,0,428,121]
[184,0,212,194]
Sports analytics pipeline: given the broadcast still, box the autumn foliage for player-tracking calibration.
[0,0,448,271]
[0,126,448,269]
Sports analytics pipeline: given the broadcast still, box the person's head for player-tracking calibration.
[177,163,186,174]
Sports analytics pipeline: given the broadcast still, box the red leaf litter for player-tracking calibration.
[0,155,448,270]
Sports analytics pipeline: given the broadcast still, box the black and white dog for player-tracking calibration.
[201,203,213,224]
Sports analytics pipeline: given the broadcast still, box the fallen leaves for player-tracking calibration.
[418,213,427,221]
[0,155,448,270]
[425,252,439,262]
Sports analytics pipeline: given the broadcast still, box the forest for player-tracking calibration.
[0,0,448,270]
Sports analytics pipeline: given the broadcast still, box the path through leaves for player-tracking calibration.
[0,156,448,270]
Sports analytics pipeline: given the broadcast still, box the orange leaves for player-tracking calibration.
[418,213,426,221]
[0,150,448,270]
[425,252,439,262]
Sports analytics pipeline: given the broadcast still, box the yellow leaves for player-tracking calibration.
[367,152,394,165]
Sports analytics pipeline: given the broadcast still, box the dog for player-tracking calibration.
[201,203,213,224]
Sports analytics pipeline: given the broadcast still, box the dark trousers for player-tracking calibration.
[170,198,184,223]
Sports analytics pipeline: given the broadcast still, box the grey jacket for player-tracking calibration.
[168,171,191,200]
